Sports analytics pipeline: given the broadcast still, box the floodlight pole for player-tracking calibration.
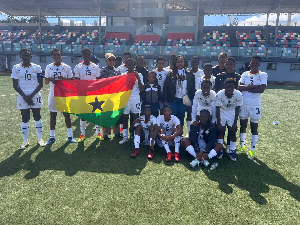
[195,0,200,46]
[99,6,101,44]
[38,7,42,46]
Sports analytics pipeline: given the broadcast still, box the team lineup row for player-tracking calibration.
[11,48,267,167]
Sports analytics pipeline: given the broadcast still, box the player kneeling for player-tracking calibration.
[181,109,223,167]
[130,106,158,159]
[157,105,183,162]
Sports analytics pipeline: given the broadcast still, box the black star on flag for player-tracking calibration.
[88,97,105,112]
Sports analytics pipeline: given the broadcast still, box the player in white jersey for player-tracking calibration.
[116,52,131,75]
[157,105,183,162]
[237,55,268,159]
[44,48,76,145]
[11,49,45,149]
[74,48,102,142]
[190,56,204,91]
[130,106,158,159]
[192,80,217,124]
[155,56,169,110]
[195,63,216,91]
[216,78,243,162]
[119,58,145,144]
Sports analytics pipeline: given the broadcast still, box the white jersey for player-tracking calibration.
[165,66,172,73]
[240,71,268,107]
[195,74,216,91]
[45,62,73,96]
[11,63,43,95]
[175,68,187,98]
[138,115,157,131]
[155,69,169,91]
[193,69,205,90]
[123,72,144,101]
[74,62,100,80]
[216,89,243,116]
[117,64,128,75]
[192,90,216,122]
[157,115,180,132]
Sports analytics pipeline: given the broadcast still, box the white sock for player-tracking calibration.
[161,134,170,153]
[50,130,55,139]
[217,139,224,144]
[67,128,72,138]
[240,133,246,147]
[95,125,101,135]
[80,120,87,136]
[134,135,140,148]
[186,120,192,134]
[174,136,181,153]
[186,145,196,158]
[21,122,29,142]
[35,120,43,141]
[230,142,236,153]
[149,138,155,146]
[123,128,128,139]
[208,149,217,159]
[251,135,258,151]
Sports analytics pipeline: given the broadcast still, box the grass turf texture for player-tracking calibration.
[0,75,299,224]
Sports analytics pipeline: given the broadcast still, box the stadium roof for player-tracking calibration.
[0,0,299,17]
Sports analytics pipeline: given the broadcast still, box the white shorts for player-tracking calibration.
[220,112,234,127]
[17,93,43,109]
[240,106,261,123]
[156,128,180,147]
[48,94,58,112]
[124,98,141,114]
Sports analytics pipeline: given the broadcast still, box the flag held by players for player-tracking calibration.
[54,73,136,127]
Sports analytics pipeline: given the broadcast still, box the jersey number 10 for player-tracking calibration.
[25,73,31,80]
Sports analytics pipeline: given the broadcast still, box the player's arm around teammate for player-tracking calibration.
[12,49,45,149]
[44,48,76,145]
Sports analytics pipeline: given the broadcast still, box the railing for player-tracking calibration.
[1,42,299,59]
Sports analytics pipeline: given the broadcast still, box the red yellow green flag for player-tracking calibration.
[54,73,136,127]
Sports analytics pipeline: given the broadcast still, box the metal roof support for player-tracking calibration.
[38,7,42,45]
[195,0,200,46]
[266,13,269,26]
[99,5,101,44]
[273,2,282,47]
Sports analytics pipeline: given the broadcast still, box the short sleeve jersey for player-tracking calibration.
[117,64,128,75]
[156,69,169,91]
[11,63,43,95]
[240,71,268,107]
[156,115,180,132]
[122,72,144,100]
[192,90,216,121]
[194,69,205,91]
[196,75,216,90]
[45,62,73,95]
[74,62,100,80]
[216,89,243,114]
[138,115,157,131]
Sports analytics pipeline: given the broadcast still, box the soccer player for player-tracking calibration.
[214,57,240,93]
[136,55,148,84]
[117,52,131,74]
[216,78,243,161]
[45,48,76,145]
[195,63,216,91]
[155,56,169,111]
[238,55,268,159]
[165,54,177,72]
[130,106,158,159]
[192,80,217,125]
[157,104,183,162]
[74,48,102,142]
[181,109,223,165]
[212,52,227,77]
[11,49,45,149]
[191,56,204,91]
[119,58,145,144]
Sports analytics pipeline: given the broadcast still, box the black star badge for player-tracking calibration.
[88,97,105,112]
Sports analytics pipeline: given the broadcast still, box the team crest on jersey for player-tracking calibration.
[62,67,65,71]
[32,68,36,73]
[205,129,210,134]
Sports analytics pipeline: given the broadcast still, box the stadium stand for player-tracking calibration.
[202,31,231,57]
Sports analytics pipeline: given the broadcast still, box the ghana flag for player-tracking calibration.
[54,73,136,127]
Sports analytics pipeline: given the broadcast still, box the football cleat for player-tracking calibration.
[131,148,141,158]
[78,134,86,143]
[147,149,154,160]
[38,139,46,147]
[217,150,224,159]
[46,138,55,145]
[96,133,104,141]
[236,146,246,154]
[19,141,29,150]
[119,138,129,144]
[68,137,77,143]
[166,152,173,161]
[248,150,255,160]
[174,152,180,162]
[229,153,237,162]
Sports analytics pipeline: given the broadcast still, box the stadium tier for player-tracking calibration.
[202,31,231,57]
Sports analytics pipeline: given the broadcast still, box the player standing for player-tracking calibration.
[74,48,102,142]
[116,52,131,74]
[11,49,45,149]
[45,48,76,145]
[212,52,227,77]
[238,55,268,159]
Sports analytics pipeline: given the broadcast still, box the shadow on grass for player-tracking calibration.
[199,154,300,205]
[266,85,300,90]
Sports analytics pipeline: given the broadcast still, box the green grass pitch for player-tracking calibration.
[0,75,299,224]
